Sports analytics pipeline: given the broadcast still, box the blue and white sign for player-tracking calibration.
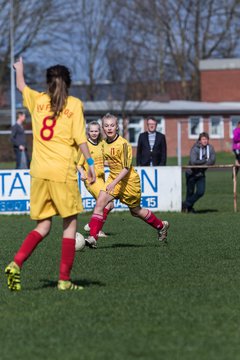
[0,170,31,214]
[79,166,182,212]
[0,167,182,214]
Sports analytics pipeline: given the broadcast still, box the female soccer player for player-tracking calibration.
[77,121,113,237]
[85,113,169,249]
[5,57,96,291]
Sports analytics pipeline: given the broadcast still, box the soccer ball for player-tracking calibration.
[75,232,85,251]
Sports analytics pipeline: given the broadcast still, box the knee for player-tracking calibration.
[129,207,140,217]
[95,193,108,213]
[36,221,52,237]
[197,189,205,198]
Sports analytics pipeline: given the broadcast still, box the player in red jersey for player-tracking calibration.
[5,57,96,291]
[85,113,169,249]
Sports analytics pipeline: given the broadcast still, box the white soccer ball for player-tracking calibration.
[75,232,85,251]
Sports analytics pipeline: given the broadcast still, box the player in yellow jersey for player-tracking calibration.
[77,121,113,237]
[85,113,169,249]
[5,57,96,291]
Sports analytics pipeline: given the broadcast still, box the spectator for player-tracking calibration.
[136,116,167,166]
[10,111,30,168]
[182,132,216,213]
[232,121,240,176]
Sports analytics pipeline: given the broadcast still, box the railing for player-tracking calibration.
[182,165,238,212]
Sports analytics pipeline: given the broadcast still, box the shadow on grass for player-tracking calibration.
[98,242,169,249]
[194,209,219,214]
[36,278,106,290]
[100,243,147,249]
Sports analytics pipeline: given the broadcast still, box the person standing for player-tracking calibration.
[10,111,30,168]
[182,132,216,213]
[5,57,95,291]
[85,113,169,249]
[136,116,167,166]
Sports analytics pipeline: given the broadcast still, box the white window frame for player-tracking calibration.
[229,116,240,139]
[155,116,165,135]
[188,116,203,139]
[209,116,224,139]
[127,117,144,146]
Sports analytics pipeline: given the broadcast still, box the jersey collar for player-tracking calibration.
[106,134,119,144]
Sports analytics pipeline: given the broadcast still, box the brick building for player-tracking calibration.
[1,58,240,161]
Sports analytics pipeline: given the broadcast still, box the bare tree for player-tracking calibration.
[115,0,240,100]
[68,0,117,100]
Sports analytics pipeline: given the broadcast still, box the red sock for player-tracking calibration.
[14,230,43,268]
[89,214,104,240]
[103,207,110,223]
[144,210,163,229]
[59,238,75,281]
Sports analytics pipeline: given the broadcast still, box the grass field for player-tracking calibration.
[1,167,240,359]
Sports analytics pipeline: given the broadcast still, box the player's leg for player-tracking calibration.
[98,200,114,237]
[48,181,83,290]
[129,206,169,242]
[86,190,114,248]
[5,218,52,291]
[58,214,83,291]
[84,178,113,237]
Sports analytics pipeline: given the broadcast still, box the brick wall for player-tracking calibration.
[201,69,240,102]
[132,116,234,159]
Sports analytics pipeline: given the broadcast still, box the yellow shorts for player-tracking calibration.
[105,172,141,208]
[84,176,105,199]
[30,177,83,220]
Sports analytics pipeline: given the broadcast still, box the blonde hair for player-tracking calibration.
[102,113,119,132]
[87,120,102,142]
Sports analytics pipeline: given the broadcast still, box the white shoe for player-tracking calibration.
[85,236,97,249]
[98,230,107,238]
[84,223,90,232]
[158,221,169,242]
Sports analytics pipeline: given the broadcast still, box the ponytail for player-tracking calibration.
[46,65,71,118]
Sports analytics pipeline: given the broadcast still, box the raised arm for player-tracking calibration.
[13,57,26,93]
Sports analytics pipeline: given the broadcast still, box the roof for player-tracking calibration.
[83,100,240,116]
[1,100,240,126]
[199,58,240,71]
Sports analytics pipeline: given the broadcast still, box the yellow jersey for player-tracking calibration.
[78,139,105,179]
[23,86,87,182]
[103,135,137,181]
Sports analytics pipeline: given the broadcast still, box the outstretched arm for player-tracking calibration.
[13,57,26,93]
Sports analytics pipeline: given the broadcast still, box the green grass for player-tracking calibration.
[0,151,236,169]
[1,170,240,360]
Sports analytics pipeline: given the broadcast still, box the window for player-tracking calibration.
[188,117,203,139]
[230,116,240,138]
[209,116,224,139]
[127,117,144,145]
[155,117,165,134]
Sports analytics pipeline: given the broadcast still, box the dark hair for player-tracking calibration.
[17,111,25,118]
[46,65,71,118]
[198,132,209,141]
[146,116,157,122]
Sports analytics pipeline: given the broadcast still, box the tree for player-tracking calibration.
[115,0,240,100]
